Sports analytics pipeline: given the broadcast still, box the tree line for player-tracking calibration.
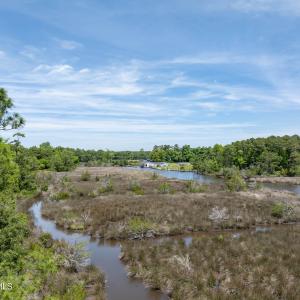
[11,130,300,177]
[150,136,300,176]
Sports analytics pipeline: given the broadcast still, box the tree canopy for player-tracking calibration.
[0,88,25,131]
[150,135,300,176]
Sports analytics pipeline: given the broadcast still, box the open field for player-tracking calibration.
[121,225,300,300]
[41,167,300,240]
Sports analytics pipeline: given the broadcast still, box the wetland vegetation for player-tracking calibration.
[121,225,300,300]
[1,88,300,299]
[41,167,300,241]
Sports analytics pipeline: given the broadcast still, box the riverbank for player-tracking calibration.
[17,195,107,300]
[31,201,167,300]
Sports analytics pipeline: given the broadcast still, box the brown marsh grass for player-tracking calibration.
[41,167,300,239]
[121,225,300,300]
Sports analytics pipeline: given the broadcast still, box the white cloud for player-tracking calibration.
[229,0,300,15]
[1,48,299,149]
[57,39,82,50]
[200,0,300,16]
[19,45,45,60]
[197,102,221,110]
[33,64,74,75]
[25,117,255,133]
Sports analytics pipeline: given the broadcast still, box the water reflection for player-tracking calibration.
[30,202,168,300]
[131,167,220,184]
[130,167,300,195]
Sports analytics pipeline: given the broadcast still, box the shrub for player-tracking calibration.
[128,217,154,234]
[271,203,285,218]
[158,182,172,194]
[61,283,86,300]
[98,178,113,193]
[208,206,229,223]
[36,172,53,192]
[185,180,207,193]
[62,176,71,182]
[40,183,49,192]
[39,232,53,248]
[88,190,97,198]
[53,191,70,201]
[80,171,91,181]
[129,182,144,195]
[58,242,89,272]
[224,167,247,192]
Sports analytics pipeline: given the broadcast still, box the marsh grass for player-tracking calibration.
[185,180,208,193]
[80,171,91,181]
[128,217,154,234]
[158,182,173,194]
[121,226,300,300]
[52,191,70,201]
[129,181,144,195]
[43,167,300,239]
[98,177,114,194]
[151,172,159,180]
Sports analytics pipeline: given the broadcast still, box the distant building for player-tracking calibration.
[142,161,167,168]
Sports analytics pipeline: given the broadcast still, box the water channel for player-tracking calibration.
[30,168,300,300]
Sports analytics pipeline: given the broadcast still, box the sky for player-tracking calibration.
[0,0,300,150]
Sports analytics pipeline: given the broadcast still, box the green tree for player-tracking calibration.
[0,142,19,192]
[0,88,25,131]
[289,151,300,176]
[50,149,79,172]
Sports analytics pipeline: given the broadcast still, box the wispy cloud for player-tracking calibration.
[200,0,300,16]
[229,0,300,15]
[55,39,82,50]
[1,47,300,149]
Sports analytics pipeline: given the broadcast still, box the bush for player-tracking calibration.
[61,283,86,300]
[88,190,98,198]
[129,182,144,195]
[271,203,285,218]
[224,167,247,192]
[98,178,113,193]
[53,191,70,201]
[128,217,154,234]
[40,183,49,192]
[158,182,173,194]
[36,172,53,192]
[185,181,207,193]
[80,171,91,181]
[39,232,53,248]
[62,176,71,182]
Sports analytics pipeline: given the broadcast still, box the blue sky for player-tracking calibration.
[0,0,300,150]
